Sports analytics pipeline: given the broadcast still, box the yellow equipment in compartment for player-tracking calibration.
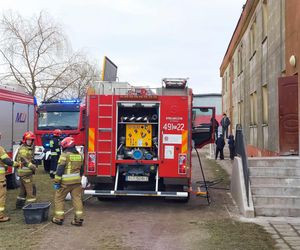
[126,124,152,147]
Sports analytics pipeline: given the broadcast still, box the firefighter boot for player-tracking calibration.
[0,215,10,222]
[71,218,83,227]
[16,198,26,209]
[51,217,63,225]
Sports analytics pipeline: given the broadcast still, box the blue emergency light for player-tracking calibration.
[42,99,81,104]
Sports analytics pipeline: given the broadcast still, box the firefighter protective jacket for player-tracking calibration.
[16,144,35,177]
[54,149,83,185]
[50,137,61,156]
[0,146,19,182]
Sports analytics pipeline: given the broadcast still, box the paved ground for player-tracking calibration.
[214,146,300,250]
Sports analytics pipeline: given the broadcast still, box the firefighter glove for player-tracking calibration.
[53,183,61,190]
[13,162,21,168]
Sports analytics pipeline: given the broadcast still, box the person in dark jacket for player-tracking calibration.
[210,117,219,140]
[228,134,236,160]
[220,113,231,139]
[215,134,225,160]
[49,129,62,179]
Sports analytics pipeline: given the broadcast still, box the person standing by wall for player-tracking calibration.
[221,113,231,139]
[215,134,225,160]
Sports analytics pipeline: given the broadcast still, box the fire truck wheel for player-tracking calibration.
[6,171,20,189]
[43,159,51,173]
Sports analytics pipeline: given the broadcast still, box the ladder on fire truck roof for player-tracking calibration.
[97,92,114,177]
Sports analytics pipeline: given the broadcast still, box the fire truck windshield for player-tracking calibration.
[38,111,80,130]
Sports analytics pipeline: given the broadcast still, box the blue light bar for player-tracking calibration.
[42,99,81,104]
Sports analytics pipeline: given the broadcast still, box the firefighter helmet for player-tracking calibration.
[53,129,62,137]
[61,137,75,149]
[22,131,35,143]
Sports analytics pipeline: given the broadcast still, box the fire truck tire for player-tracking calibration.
[6,172,20,189]
[43,159,51,172]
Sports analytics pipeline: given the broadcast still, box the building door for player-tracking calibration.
[278,75,299,155]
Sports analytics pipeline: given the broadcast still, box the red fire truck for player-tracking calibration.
[0,85,34,188]
[34,99,86,171]
[84,79,215,201]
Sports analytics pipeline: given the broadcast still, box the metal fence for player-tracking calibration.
[235,124,250,206]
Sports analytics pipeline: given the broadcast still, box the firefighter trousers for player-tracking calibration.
[0,181,7,217]
[17,176,36,203]
[50,155,59,174]
[54,183,83,221]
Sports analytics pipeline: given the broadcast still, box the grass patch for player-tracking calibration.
[202,219,276,250]
[203,154,231,187]
[1,167,73,249]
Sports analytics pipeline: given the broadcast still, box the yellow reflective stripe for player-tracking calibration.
[0,207,5,212]
[62,176,81,181]
[70,155,81,161]
[75,211,83,215]
[55,211,64,215]
[88,128,95,152]
[55,148,60,152]
[181,130,188,153]
[27,198,36,202]
[62,173,80,178]
[51,152,58,156]
[0,154,9,160]
[54,176,62,181]
[50,140,54,147]
[18,169,32,173]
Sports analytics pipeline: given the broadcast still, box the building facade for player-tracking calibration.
[220,0,299,156]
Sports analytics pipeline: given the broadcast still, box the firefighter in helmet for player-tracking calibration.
[15,131,37,209]
[52,137,84,226]
[49,129,62,179]
[0,133,21,222]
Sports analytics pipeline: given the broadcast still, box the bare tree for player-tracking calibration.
[0,11,98,100]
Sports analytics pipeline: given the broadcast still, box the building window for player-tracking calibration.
[262,0,268,40]
[262,85,268,124]
[238,100,243,124]
[238,44,243,74]
[225,72,228,92]
[250,91,257,125]
[250,19,256,58]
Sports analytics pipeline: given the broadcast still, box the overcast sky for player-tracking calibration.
[1,0,244,94]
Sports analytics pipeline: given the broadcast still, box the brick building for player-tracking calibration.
[220,0,300,156]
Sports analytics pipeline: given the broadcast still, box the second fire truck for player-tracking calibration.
[34,99,86,171]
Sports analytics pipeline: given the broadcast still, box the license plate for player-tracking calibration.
[126,176,149,182]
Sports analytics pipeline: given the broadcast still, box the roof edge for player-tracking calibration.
[219,0,259,77]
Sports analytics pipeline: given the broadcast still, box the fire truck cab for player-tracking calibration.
[84,79,215,200]
[34,99,86,171]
